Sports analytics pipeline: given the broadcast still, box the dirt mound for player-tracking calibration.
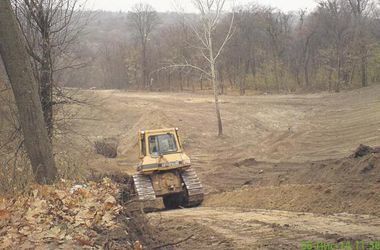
[205,147,380,215]
[117,110,174,158]
[281,149,380,187]
[205,182,380,216]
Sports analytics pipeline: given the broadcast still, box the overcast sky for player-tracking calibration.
[87,0,317,13]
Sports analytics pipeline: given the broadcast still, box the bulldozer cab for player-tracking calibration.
[139,128,182,158]
[137,128,190,173]
[149,133,177,156]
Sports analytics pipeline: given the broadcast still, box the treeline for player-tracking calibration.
[66,0,380,93]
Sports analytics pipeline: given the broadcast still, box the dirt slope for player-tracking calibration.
[62,85,380,249]
[68,85,380,179]
[117,110,174,156]
[204,147,380,215]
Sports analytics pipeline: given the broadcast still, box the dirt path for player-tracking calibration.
[149,207,380,249]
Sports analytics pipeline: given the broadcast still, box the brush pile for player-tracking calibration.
[0,178,130,248]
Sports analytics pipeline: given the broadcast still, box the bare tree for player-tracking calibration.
[348,0,372,87]
[13,0,85,138]
[264,10,292,92]
[99,42,129,89]
[317,0,352,92]
[0,0,57,184]
[129,3,159,89]
[224,4,265,95]
[193,0,235,136]
[290,10,318,88]
[164,0,234,136]
[17,1,378,93]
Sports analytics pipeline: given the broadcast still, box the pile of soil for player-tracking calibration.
[117,110,173,158]
[204,145,380,216]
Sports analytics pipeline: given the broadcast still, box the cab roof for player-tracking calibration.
[140,128,178,134]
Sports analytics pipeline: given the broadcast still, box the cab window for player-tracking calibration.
[149,133,177,155]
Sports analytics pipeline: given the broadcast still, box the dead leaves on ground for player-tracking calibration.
[0,178,126,249]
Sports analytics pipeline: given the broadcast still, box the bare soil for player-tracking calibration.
[204,151,380,216]
[149,207,380,249]
[64,85,380,249]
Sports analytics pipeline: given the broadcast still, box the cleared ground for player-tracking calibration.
[150,207,380,249]
[66,85,380,249]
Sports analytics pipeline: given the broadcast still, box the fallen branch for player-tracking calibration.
[153,234,194,249]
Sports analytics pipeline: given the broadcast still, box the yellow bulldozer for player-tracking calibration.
[132,128,204,209]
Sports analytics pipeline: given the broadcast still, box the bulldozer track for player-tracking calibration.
[132,174,156,201]
[182,168,204,207]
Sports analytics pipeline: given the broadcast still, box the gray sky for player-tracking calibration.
[87,0,317,13]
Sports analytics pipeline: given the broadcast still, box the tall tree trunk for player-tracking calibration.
[208,33,223,136]
[274,57,280,93]
[41,34,53,138]
[295,70,301,86]
[134,64,138,87]
[328,68,333,92]
[228,77,233,90]
[212,68,223,136]
[349,63,356,85]
[0,0,57,184]
[250,57,257,91]
[218,66,224,95]
[232,68,237,89]
[142,41,147,89]
[179,72,183,92]
[250,47,256,80]
[336,51,341,93]
[304,59,310,88]
[239,74,246,96]
[168,72,171,91]
[303,34,312,88]
[360,45,368,87]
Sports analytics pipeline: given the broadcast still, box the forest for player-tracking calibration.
[62,0,380,94]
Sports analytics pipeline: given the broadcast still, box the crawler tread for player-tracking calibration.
[181,168,204,207]
[132,174,156,201]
